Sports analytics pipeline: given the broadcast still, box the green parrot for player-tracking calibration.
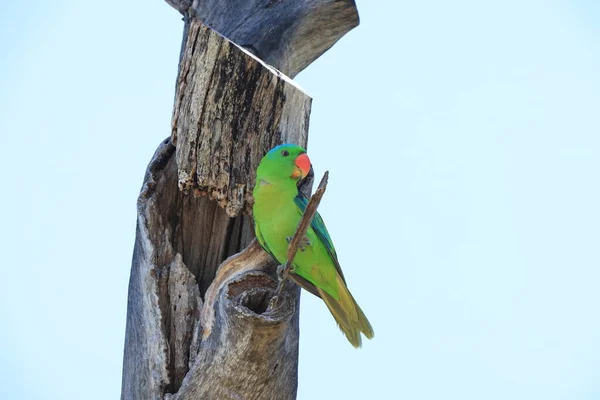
[252,144,374,347]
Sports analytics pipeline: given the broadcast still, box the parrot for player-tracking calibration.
[252,143,374,347]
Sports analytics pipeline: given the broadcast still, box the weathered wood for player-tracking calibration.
[122,1,359,398]
[168,0,360,78]
[122,28,310,399]
[172,242,300,400]
[172,21,311,217]
[167,254,202,390]
[122,140,177,400]
[122,138,304,399]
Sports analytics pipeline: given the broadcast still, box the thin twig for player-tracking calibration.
[273,171,329,300]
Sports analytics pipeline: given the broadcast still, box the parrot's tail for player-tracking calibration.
[317,275,374,348]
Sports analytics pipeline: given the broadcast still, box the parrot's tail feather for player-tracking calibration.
[318,288,362,347]
[316,275,374,348]
[356,302,374,339]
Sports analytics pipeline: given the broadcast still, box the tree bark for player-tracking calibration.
[172,22,312,217]
[121,2,359,399]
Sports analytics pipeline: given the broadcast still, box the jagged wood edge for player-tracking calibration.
[168,0,360,78]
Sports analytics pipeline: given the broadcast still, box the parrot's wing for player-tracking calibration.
[288,273,322,298]
[256,211,322,298]
[255,221,277,261]
[294,192,346,283]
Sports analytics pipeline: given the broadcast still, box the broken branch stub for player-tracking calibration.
[273,171,329,299]
[286,171,329,268]
[172,20,311,217]
[166,0,360,78]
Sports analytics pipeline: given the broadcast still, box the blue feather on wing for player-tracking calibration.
[294,192,346,282]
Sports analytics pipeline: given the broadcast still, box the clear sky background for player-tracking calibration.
[1,1,599,399]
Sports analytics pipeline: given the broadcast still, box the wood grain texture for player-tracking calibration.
[122,139,303,399]
[122,1,357,397]
[122,140,176,400]
[168,0,359,78]
[172,20,311,217]
[173,242,300,400]
[122,27,310,400]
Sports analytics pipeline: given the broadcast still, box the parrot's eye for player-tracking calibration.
[281,150,290,157]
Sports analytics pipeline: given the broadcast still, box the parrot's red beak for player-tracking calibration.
[292,153,311,179]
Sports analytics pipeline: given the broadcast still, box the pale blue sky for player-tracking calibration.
[1,1,599,399]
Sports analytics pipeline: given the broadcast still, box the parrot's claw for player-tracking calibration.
[286,236,311,251]
[269,264,289,308]
[276,264,286,280]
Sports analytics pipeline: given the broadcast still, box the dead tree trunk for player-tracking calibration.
[121,2,359,399]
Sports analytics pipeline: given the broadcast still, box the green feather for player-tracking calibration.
[252,144,374,347]
[294,193,346,282]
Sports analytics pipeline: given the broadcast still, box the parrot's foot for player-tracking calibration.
[275,263,293,287]
[270,264,289,308]
[276,263,287,281]
[286,235,311,251]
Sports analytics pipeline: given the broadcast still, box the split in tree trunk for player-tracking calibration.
[121,2,359,399]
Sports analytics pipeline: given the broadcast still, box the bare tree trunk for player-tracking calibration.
[121,2,359,399]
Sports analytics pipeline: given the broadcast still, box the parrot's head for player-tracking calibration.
[256,144,311,184]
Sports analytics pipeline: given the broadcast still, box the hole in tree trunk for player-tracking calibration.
[239,288,272,314]
[227,273,278,315]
